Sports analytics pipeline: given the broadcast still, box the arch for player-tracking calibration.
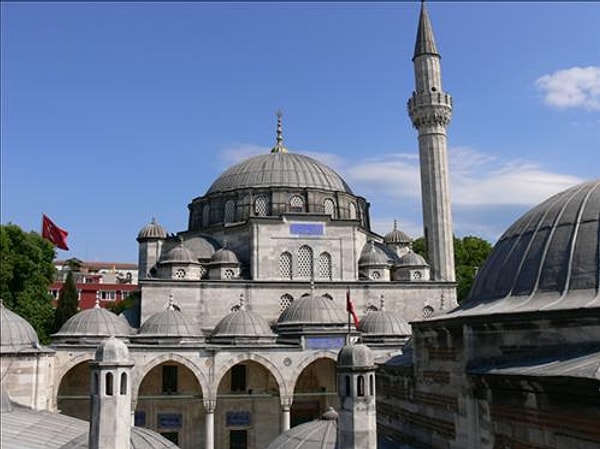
[56,353,95,385]
[120,372,127,395]
[323,198,335,217]
[318,252,332,280]
[289,195,305,212]
[213,353,289,399]
[254,195,269,217]
[224,199,235,224]
[349,202,358,220]
[287,351,338,394]
[132,353,209,405]
[298,245,313,279]
[106,372,114,396]
[357,375,365,397]
[280,294,294,313]
[279,252,292,279]
[57,359,94,420]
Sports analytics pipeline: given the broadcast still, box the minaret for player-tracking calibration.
[408,1,456,282]
[337,343,377,449]
[89,336,134,449]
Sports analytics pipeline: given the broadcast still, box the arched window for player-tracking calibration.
[323,198,335,217]
[106,372,113,396]
[93,372,99,395]
[254,195,269,217]
[202,204,210,227]
[369,374,375,396]
[224,200,235,224]
[357,375,365,397]
[279,294,294,312]
[345,375,351,397]
[318,252,332,280]
[279,252,292,279]
[349,202,358,220]
[289,195,305,213]
[298,245,313,279]
[120,373,127,395]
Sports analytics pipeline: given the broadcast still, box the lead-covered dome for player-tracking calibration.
[359,308,411,339]
[207,152,353,195]
[53,303,132,341]
[137,218,167,240]
[211,301,276,344]
[266,408,338,449]
[461,179,600,315]
[277,294,347,327]
[138,303,200,340]
[0,300,40,353]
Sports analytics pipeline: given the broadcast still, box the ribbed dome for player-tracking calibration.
[206,152,353,195]
[137,218,167,240]
[397,250,428,267]
[337,343,375,368]
[0,300,40,353]
[161,244,195,263]
[358,242,391,267]
[139,306,198,337]
[265,408,338,449]
[384,221,411,244]
[210,248,239,264]
[461,179,600,314]
[211,305,276,344]
[359,309,411,336]
[94,336,130,363]
[277,295,347,326]
[53,304,132,339]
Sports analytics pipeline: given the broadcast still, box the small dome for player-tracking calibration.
[137,218,167,240]
[397,250,428,267]
[139,305,198,338]
[210,247,239,264]
[359,309,411,336]
[277,295,347,326]
[337,343,375,368]
[161,244,195,264]
[94,336,130,363]
[0,300,40,353]
[266,408,338,449]
[461,179,600,314]
[211,303,276,344]
[54,304,132,339]
[358,241,391,267]
[384,220,412,244]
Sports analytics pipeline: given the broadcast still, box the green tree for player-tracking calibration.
[53,271,79,333]
[412,235,493,303]
[0,223,57,343]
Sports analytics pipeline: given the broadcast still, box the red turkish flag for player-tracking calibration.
[42,214,69,250]
[346,289,360,328]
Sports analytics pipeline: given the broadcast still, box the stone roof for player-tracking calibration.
[211,303,276,344]
[383,220,411,244]
[359,309,411,337]
[358,241,391,267]
[210,248,239,265]
[453,179,600,317]
[277,294,347,327]
[137,218,167,241]
[0,300,40,354]
[397,250,428,267]
[94,336,131,364]
[53,303,132,340]
[138,304,199,338]
[206,152,353,195]
[337,343,375,369]
[265,408,338,449]
[160,244,196,264]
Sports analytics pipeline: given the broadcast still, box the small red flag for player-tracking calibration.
[346,289,360,328]
[42,214,69,250]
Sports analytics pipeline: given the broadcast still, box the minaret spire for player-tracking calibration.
[271,110,288,153]
[408,2,456,282]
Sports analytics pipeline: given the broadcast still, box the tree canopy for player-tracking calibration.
[0,223,57,343]
[53,270,79,333]
[412,235,493,302]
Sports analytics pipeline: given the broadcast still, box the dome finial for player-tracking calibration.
[271,110,288,153]
[393,219,398,231]
[380,295,385,311]
[167,294,175,310]
[95,292,101,309]
[239,293,245,310]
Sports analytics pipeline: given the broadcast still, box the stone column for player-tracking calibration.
[280,397,293,432]
[204,399,216,449]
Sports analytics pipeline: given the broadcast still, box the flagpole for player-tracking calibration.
[346,288,351,344]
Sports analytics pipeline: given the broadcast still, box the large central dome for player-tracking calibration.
[206,152,353,195]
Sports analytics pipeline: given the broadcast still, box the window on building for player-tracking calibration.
[369,374,374,396]
[231,365,247,392]
[202,205,210,227]
[279,294,294,312]
[99,290,116,301]
[298,245,313,279]
[199,265,207,279]
[120,373,127,395]
[49,289,60,300]
[174,269,186,280]
[224,200,236,224]
[224,269,235,279]
[318,252,332,280]
[357,375,365,397]
[423,305,434,318]
[323,198,335,217]
[230,430,248,449]
[279,252,292,279]
[254,195,269,217]
[162,365,178,394]
[106,373,113,396]
[345,375,351,397]
[289,195,305,213]
[349,202,358,220]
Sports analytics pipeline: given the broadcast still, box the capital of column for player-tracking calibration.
[203,399,217,413]
[280,396,293,411]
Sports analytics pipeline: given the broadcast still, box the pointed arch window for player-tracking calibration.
[357,375,365,397]
[120,373,128,395]
[106,372,114,396]
[289,195,305,213]
[254,195,269,217]
[279,252,292,279]
[279,294,294,312]
[323,198,335,217]
[318,252,332,280]
[224,200,236,224]
[298,245,313,279]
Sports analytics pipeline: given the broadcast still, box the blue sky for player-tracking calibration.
[2,2,599,263]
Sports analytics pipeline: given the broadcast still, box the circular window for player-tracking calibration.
[423,305,434,318]
[175,269,186,279]
[412,271,422,280]
[224,269,235,279]
[371,271,381,280]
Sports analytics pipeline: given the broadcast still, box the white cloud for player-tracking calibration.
[535,66,600,110]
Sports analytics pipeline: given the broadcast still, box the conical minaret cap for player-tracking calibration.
[413,1,439,60]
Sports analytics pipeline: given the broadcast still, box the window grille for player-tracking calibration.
[279,252,292,279]
[199,265,207,279]
[318,252,332,279]
[323,198,335,217]
[224,200,235,223]
[298,245,313,279]
[289,195,305,212]
[224,269,235,279]
[174,269,186,280]
[280,294,294,312]
[423,305,434,318]
[254,195,268,216]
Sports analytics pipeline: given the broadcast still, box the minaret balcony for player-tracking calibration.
[408,91,452,109]
[408,91,453,129]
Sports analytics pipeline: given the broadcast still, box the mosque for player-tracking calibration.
[1,3,599,449]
